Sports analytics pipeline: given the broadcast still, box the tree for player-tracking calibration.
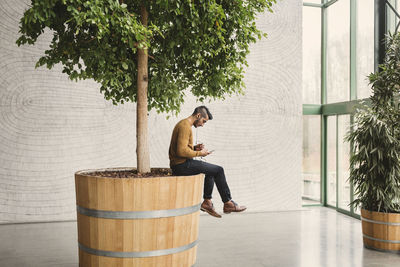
[17,0,276,173]
[346,33,400,212]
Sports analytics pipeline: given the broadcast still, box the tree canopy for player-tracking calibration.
[17,0,276,114]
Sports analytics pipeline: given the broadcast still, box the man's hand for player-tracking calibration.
[194,143,204,151]
[199,149,210,157]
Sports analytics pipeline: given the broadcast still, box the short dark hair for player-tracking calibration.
[192,106,213,120]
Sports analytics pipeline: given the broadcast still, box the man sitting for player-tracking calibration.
[169,106,246,218]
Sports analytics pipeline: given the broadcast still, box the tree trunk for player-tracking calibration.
[137,5,150,173]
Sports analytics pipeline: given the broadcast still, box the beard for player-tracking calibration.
[194,119,200,128]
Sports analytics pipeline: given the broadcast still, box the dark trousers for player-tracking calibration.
[171,159,232,203]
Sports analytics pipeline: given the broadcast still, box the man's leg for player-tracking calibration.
[172,159,246,216]
[191,161,246,214]
[172,159,227,218]
[203,175,215,200]
[205,164,231,203]
[176,159,232,202]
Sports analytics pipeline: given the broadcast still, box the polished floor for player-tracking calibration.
[0,207,399,267]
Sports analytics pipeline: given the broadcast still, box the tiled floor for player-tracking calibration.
[0,207,399,267]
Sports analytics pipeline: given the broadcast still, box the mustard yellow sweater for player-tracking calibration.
[169,118,201,167]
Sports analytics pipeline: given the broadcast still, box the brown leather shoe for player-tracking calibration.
[200,200,222,218]
[223,200,247,214]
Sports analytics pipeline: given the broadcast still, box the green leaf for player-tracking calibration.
[16,0,277,115]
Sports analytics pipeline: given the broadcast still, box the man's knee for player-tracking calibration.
[216,165,224,174]
[202,162,224,176]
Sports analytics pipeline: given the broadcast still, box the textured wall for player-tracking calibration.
[0,0,302,223]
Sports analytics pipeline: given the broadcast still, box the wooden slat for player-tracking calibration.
[79,246,197,267]
[75,172,204,211]
[75,169,204,266]
[77,212,199,251]
[361,209,400,251]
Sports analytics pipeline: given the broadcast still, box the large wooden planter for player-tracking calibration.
[361,209,400,252]
[75,168,204,267]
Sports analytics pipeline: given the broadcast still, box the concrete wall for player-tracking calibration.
[0,0,302,223]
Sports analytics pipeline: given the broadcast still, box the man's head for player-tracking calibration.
[192,106,213,128]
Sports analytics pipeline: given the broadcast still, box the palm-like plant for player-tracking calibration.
[346,32,400,213]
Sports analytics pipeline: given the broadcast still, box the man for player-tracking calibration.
[169,106,246,218]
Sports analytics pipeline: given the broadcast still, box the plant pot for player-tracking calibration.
[75,168,204,267]
[361,209,400,252]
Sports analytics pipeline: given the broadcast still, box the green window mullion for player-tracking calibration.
[303,104,322,115]
[303,2,323,8]
[321,3,327,105]
[348,0,356,215]
[336,115,339,209]
[321,0,327,206]
[321,115,327,206]
[324,0,338,9]
[349,115,355,215]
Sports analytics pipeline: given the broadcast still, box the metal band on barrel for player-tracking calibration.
[363,234,400,244]
[364,244,400,254]
[77,204,200,219]
[361,216,400,226]
[78,240,198,258]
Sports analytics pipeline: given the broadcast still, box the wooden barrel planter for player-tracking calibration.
[361,209,400,252]
[75,168,204,267]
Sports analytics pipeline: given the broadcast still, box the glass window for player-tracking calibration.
[386,0,400,34]
[303,7,322,104]
[302,115,321,205]
[337,115,351,211]
[327,0,350,103]
[356,0,374,99]
[327,116,337,207]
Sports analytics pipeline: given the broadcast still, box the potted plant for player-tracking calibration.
[16,0,276,265]
[346,32,400,252]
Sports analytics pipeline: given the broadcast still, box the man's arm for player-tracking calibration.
[194,144,204,151]
[176,126,201,158]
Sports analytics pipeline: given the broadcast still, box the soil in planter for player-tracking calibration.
[87,168,173,178]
